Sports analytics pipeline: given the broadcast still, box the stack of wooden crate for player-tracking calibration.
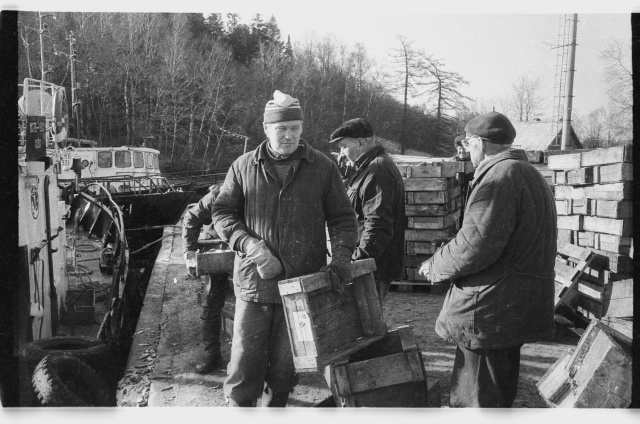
[392,158,474,288]
[547,145,633,321]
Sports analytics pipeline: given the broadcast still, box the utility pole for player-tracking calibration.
[37,12,55,82]
[561,14,578,150]
[68,31,82,139]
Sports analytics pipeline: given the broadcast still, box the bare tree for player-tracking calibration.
[600,41,632,141]
[509,75,544,122]
[387,36,425,154]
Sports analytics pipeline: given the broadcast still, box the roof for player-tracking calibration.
[375,136,430,157]
[510,120,582,151]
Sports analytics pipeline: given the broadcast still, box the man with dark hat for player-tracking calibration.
[211,90,357,407]
[419,111,557,407]
[329,118,405,306]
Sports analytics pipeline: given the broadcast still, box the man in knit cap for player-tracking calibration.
[329,118,405,306]
[211,90,357,407]
[419,111,557,407]
[453,134,471,161]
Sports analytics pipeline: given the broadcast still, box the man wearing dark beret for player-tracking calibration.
[212,91,357,407]
[419,111,557,407]
[329,118,405,306]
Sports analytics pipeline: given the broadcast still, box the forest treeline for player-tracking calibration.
[17,12,467,172]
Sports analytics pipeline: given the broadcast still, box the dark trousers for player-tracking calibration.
[200,273,228,353]
[449,343,523,408]
[375,276,391,306]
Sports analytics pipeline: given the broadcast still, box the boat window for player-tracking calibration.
[133,151,144,168]
[146,153,153,168]
[115,151,132,168]
[153,154,159,169]
[98,151,112,168]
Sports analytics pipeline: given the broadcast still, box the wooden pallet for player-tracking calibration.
[554,243,598,308]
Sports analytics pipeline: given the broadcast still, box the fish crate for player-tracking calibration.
[278,259,387,373]
[329,326,439,407]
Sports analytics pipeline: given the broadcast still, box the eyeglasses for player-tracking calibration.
[461,135,489,149]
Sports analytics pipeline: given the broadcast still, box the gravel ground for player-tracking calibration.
[382,286,580,408]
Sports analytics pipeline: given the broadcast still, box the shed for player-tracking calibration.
[510,120,582,151]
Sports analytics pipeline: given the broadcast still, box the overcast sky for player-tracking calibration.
[7,1,635,122]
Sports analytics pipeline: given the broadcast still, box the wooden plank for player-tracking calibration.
[360,272,386,336]
[594,163,633,183]
[536,352,572,406]
[594,200,632,219]
[575,232,631,255]
[279,259,376,295]
[405,186,461,204]
[557,243,593,261]
[557,229,574,245]
[580,145,632,167]
[547,152,582,170]
[591,248,632,273]
[583,216,632,237]
[576,278,604,301]
[600,317,632,339]
[554,183,632,201]
[352,274,373,336]
[397,161,468,178]
[557,215,583,231]
[405,203,457,216]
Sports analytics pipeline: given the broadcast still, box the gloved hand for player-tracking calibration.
[245,238,283,279]
[184,251,198,278]
[418,259,431,280]
[320,246,353,294]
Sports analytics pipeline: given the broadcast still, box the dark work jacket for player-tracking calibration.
[427,149,557,349]
[347,145,405,282]
[211,139,358,303]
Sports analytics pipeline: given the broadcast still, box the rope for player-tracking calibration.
[126,225,181,232]
[130,233,179,255]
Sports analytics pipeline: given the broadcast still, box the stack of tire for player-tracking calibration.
[21,336,116,407]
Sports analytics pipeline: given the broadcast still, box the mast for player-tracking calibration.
[561,14,578,150]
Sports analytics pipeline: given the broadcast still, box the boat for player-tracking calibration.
[17,78,158,406]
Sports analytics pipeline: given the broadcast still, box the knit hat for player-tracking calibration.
[264,90,303,124]
[329,118,374,143]
[464,112,516,144]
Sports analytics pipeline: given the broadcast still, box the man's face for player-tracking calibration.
[456,146,470,160]
[336,137,361,165]
[464,135,486,167]
[264,120,303,156]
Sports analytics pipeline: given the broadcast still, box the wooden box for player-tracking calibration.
[330,326,434,407]
[406,210,460,230]
[405,186,461,205]
[278,259,386,372]
[547,152,582,170]
[196,249,235,275]
[580,145,632,167]
[403,177,456,192]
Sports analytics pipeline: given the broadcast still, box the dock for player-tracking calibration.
[116,225,331,407]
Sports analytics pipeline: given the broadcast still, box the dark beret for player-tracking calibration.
[464,112,516,144]
[329,118,374,143]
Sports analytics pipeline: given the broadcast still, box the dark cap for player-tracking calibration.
[329,118,374,143]
[464,112,516,144]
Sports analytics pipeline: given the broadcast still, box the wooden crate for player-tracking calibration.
[547,152,582,170]
[403,177,456,192]
[594,200,632,219]
[557,215,583,231]
[406,210,460,230]
[406,239,453,255]
[403,254,431,268]
[406,186,461,205]
[576,232,632,255]
[397,161,472,178]
[583,216,632,237]
[580,145,632,167]
[554,183,632,201]
[195,249,235,274]
[594,163,633,184]
[566,167,594,185]
[330,326,433,407]
[405,201,458,217]
[278,259,386,372]
[405,227,456,241]
[571,198,594,216]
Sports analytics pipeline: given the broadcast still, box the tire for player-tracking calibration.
[22,336,112,378]
[32,355,116,406]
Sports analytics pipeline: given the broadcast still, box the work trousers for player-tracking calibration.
[223,299,298,403]
[449,343,523,408]
[199,273,228,352]
[375,276,391,306]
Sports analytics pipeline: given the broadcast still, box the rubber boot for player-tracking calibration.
[261,387,290,407]
[195,316,223,374]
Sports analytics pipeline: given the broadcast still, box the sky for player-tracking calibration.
[5,0,635,123]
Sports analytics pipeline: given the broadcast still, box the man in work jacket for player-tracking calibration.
[419,111,557,407]
[329,118,405,305]
[182,184,229,374]
[211,90,358,407]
